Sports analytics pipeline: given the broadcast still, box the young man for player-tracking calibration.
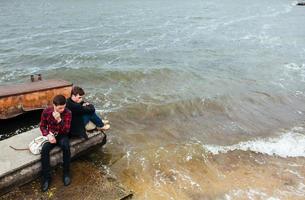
[40,95,72,192]
[66,86,110,139]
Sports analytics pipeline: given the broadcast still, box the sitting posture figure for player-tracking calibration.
[40,95,72,192]
[66,86,110,139]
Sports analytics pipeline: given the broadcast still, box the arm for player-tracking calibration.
[40,109,49,136]
[68,100,95,114]
[56,110,72,134]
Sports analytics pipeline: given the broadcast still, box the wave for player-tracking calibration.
[45,66,186,83]
[284,63,305,82]
[111,89,303,127]
[205,127,305,158]
[0,25,103,43]
[196,3,293,33]
[110,128,305,200]
[110,96,229,123]
[0,67,41,83]
[0,64,185,85]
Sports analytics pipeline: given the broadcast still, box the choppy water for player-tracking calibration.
[1,0,305,199]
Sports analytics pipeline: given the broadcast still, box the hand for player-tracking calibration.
[47,134,56,144]
[52,111,61,123]
[82,102,90,106]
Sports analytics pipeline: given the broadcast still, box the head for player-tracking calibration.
[53,95,66,113]
[71,86,85,103]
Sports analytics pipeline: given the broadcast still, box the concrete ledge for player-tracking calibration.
[0,128,105,196]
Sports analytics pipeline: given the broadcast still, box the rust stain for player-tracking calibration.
[0,80,72,119]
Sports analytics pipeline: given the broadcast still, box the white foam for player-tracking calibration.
[283,63,305,83]
[284,63,305,71]
[205,127,305,158]
[225,188,280,200]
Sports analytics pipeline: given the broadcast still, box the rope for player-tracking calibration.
[9,145,29,151]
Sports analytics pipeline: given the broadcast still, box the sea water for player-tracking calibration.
[1,0,305,199]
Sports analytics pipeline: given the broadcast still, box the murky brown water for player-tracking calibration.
[109,144,305,200]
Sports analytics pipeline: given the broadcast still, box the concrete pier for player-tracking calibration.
[0,128,132,199]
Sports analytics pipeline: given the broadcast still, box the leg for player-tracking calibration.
[41,142,56,181]
[90,112,104,127]
[57,135,71,175]
[82,114,91,126]
[41,142,56,191]
[57,135,72,186]
[83,112,104,128]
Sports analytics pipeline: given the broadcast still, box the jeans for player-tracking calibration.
[83,112,104,128]
[41,135,70,181]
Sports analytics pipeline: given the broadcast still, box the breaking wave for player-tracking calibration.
[205,127,305,158]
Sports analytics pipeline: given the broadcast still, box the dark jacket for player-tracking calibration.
[66,98,95,139]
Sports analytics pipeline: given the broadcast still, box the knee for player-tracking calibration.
[83,114,91,121]
[41,143,51,155]
[61,139,70,151]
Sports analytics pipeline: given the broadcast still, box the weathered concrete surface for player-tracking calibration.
[0,128,132,199]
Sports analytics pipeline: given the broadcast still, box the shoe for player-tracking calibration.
[97,124,110,131]
[41,179,50,192]
[63,174,71,186]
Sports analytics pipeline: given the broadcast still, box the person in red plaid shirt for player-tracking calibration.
[40,95,72,192]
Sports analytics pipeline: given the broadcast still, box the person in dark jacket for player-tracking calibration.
[66,86,110,139]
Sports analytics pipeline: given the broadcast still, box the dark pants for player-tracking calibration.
[41,135,71,181]
[83,112,104,128]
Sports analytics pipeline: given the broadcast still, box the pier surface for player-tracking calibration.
[0,128,132,199]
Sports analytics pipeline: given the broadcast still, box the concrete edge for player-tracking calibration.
[0,132,104,196]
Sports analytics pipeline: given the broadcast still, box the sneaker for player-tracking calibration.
[63,174,71,186]
[41,179,51,192]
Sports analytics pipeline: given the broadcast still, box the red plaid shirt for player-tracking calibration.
[40,107,72,136]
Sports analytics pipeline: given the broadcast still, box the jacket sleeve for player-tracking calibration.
[68,101,95,114]
[57,110,72,134]
[40,109,49,136]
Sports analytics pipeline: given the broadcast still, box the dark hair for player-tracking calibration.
[53,95,66,106]
[71,86,85,97]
